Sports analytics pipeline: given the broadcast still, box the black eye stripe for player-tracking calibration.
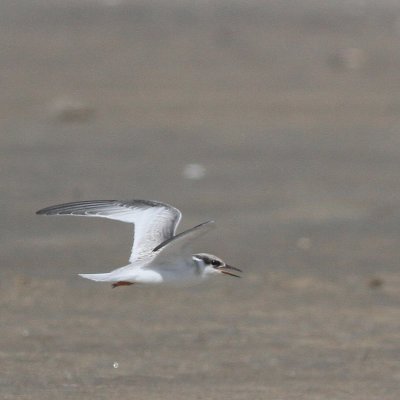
[194,255,222,266]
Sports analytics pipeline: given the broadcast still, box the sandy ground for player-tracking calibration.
[1,1,400,399]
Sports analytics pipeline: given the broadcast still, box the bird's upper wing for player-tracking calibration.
[36,200,182,263]
[149,220,215,267]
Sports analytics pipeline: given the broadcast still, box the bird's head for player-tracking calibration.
[193,253,242,278]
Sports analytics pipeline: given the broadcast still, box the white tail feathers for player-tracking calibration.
[78,273,113,282]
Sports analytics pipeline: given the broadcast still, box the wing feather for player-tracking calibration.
[150,220,215,267]
[36,200,182,262]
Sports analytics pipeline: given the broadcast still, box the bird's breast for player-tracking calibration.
[149,260,204,284]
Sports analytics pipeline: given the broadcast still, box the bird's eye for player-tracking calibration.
[211,260,219,266]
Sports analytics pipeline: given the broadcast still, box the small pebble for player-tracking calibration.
[182,163,206,180]
[296,237,312,250]
[368,277,384,289]
[49,96,95,123]
[327,47,366,71]
[21,328,30,337]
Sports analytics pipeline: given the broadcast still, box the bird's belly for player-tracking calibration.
[150,262,203,285]
[114,262,204,285]
[132,269,164,284]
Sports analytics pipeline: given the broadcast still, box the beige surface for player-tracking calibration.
[1,1,400,399]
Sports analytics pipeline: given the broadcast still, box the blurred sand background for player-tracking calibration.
[1,1,400,399]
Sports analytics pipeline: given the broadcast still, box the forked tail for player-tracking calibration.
[78,273,113,282]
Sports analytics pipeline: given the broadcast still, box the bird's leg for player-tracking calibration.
[112,281,135,288]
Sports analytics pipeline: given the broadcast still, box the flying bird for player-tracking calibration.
[36,200,241,287]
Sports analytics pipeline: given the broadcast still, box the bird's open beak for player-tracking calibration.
[219,264,242,278]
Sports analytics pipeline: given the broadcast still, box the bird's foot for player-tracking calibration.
[112,281,135,288]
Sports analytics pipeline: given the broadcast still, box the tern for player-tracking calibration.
[36,199,241,287]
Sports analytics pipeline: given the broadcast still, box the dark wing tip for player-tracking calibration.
[35,199,180,217]
[35,204,73,215]
[35,200,118,216]
[204,220,215,225]
[36,207,52,215]
[152,219,216,252]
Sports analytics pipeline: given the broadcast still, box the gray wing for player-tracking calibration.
[149,220,215,267]
[36,200,182,263]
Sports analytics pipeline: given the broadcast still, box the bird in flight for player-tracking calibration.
[36,199,241,287]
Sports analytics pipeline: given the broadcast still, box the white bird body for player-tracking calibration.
[80,259,202,285]
[36,199,241,287]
